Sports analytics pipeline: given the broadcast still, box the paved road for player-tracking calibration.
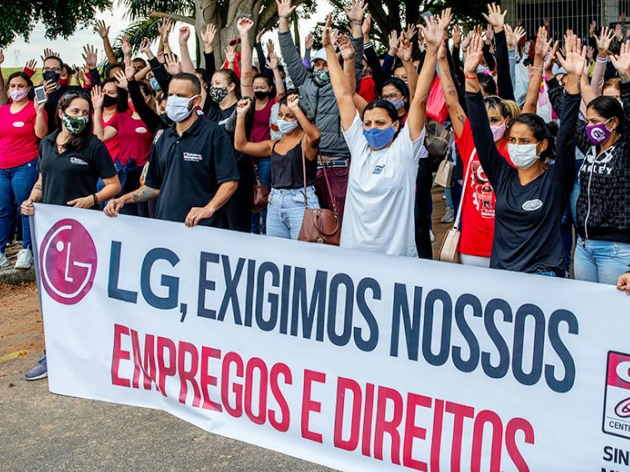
[0,354,337,472]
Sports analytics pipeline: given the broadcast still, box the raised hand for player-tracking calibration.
[157,19,173,40]
[418,13,444,50]
[556,33,586,77]
[534,26,552,59]
[224,44,237,64]
[200,23,217,51]
[437,7,452,32]
[121,36,132,56]
[485,24,494,45]
[483,2,507,33]
[266,38,275,56]
[91,85,104,109]
[388,30,399,56]
[589,20,597,37]
[113,70,129,90]
[461,30,474,51]
[337,35,355,61]
[343,0,367,23]
[322,14,333,50]
[179,26,191,44]
[82,45,97,69]
[95,20,110,38]
[361,14,372,37]
[286,93,301,111]
[275,0,296,19]
[452,24,462,48]
[267,50,280,70]
[256,29,265,44]
[464,34,484,75]
[164,53,181,75]
[237,17,254,36]
[139,37,153,56]
[236,98,251,115]
[24,59,37,70]
[125,65,136,81]
[505,24,526,50]
[405,22,417,42]
[596,27,615,55]
[395,35,413,63]
[611,40,630,80]
[543,40,560,76]
[615,24,624,42]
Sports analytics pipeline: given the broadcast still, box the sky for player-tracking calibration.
[4,4,331,68]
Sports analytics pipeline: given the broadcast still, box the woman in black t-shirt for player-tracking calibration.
[19,93,120,382]
[234,93,320,240]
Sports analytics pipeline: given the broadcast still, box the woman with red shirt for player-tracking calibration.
[438,44,513,267]
[0,72,47,269]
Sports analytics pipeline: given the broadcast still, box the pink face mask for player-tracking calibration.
[490,122,507,143]
[10,89,29,102]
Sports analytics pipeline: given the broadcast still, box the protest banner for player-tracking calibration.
[31,203,630,472]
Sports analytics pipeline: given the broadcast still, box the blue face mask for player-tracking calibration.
[363,126,396,150]
[150,77,161,91]
[386,98,405,112]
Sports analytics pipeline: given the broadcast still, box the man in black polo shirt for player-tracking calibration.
[104,72,239,227]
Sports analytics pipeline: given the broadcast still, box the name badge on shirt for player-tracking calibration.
[183,152,203,162]
[522,199,543,211]
[70,157,89,166]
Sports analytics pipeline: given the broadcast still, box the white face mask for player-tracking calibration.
[277,119,298,135]
[508,143,539,169]
[166,95,198,123]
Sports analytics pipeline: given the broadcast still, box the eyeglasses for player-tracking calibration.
[43,67,62,73]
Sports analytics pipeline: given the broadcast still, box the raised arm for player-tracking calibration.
[484,2,514,100]
[610,40,630,134]
[200,24,217,80]
[178,27,196,74]
[591,27,615,95]
[395,34,419,101]
[234,98,274,157]
[407,12,444,141]
[237,18,255,98]
[268,51,286,100]
[95,20,117,65]
[522,27,553,114]
[276,0,309,87]
[438,43,466,138]
[0,50,5,106]
[323,15,357,132]
[287,94,321,160]
[90,87,118,141]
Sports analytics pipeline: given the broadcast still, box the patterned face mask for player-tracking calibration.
[312,69,330,86]
[210,86,229,103]
[363,126,396,150]
[61,114,89,135]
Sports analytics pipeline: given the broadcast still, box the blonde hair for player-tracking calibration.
[503,100,522,119]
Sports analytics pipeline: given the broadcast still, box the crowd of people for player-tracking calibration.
[1,0,630,381]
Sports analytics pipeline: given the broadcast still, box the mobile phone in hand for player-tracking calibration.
[34,85,47,104]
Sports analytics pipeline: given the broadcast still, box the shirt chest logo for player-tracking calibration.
[372,165,385,175]
[70,157,88,166]
[135,127,148,134]
[522,199,543,211]
[12,121,25,128]
[183,152,203,162]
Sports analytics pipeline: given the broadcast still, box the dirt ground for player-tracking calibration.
[0,188,449,362]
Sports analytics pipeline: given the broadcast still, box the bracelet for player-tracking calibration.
[596,56,608,62]
[92,193,99,207]
[464,74,478,80]
[352,20,363,25]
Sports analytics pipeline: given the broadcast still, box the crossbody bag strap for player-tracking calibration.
[301,139,308,208]
[318,154,338,214]
[453,149,476,231]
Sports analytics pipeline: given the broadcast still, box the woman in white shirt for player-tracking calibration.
[324,13,443,256]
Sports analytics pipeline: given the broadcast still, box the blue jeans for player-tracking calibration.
[251,157,271,235]
[266,186,320,240]
[0,160,38,253]
[574,237,630,285]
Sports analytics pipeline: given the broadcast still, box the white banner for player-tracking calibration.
[32,204,630,472]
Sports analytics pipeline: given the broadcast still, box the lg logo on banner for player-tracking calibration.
[40,219,97,305]
[603,352,630,439]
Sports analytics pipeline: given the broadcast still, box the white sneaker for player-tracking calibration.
[441,208,455,223]
[15,249,33,270]
[429,230,435,243]
[0,253,8,269]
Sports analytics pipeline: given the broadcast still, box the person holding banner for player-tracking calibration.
[464,31,584,276]
[234,93,321,240]
[324,12,437,257]
[104,72,239,228]
[20,91,121,380]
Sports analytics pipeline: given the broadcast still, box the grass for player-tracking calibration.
[2,67,44,84]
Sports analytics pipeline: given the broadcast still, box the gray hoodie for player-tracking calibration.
[278,31,364,158]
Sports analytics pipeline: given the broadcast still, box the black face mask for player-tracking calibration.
[102,95,118,108]
[254,90,269,100]
[43,70,60,83]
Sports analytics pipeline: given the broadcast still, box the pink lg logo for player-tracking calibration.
[40,219,97,305]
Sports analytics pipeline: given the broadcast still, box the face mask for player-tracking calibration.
[363,126,396,150]
[166,95,197,123]
[210,86,229,103]
[62,114,89,135]
[312,69,330,86]
[386,98,405,112]
[150,77,161,91]
[254,90,270,100]
[103,95,118,108]
[277,119,299,135]
[10,89,29,102]
[491,122,506,143]
[508,143,539,169]
[585,119,613,145]
[58,77,70,86]
[43,70,60,83]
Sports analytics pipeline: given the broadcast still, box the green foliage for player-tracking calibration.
[0,0,113,47]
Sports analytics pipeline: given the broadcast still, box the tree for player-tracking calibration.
[0,0,112,47]
[119,0,317,65]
